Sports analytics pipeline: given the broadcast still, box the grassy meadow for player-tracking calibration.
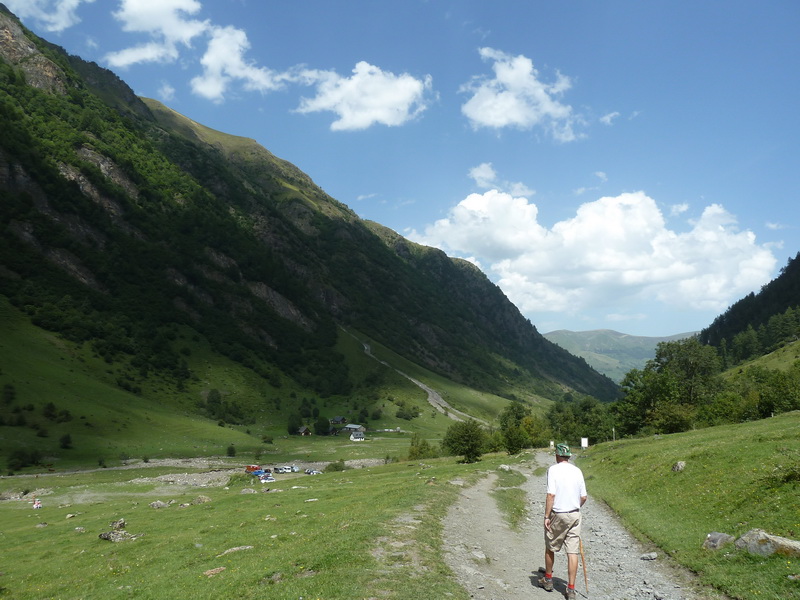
[579,411,800,600]
[0,452,530,600]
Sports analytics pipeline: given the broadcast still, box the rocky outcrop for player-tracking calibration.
[735,528,800,558]
[0,9,68,94]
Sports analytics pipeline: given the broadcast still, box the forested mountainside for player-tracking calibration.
[0,7,618,412]
[700,253,800,365]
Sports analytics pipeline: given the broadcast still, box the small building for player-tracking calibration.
[350,431,365,442]
[342,423,366,433]
[330,416,348,425]
[298,425,312,436]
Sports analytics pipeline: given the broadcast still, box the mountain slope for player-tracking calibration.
[544,329,696,382]
[0,3,618,430]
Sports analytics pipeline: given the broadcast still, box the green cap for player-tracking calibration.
[555,443,571,457]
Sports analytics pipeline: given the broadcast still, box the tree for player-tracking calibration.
[498,402,530,431]
[408,433,438,460]
[59,433,73,449]
[502,424,528,455]
[441,419,485,463]
[286,413,302,435]
[314,415,330,435]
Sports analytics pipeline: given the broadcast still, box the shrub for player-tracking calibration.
[324,459,347,473]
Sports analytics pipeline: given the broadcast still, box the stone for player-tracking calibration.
[735,528,800,558]
[110,518,126,530]
[640,552,658,560]
[149,500,169,509]
[703,532,735,550]
[193,495,212,504]
[671,461,686,472]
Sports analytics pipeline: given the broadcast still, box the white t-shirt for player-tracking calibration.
[546,461,587,512]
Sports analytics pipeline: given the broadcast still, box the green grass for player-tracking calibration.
[0,453,517,600]
[490,467,528,531]
[579,411,800,600]
[0,296,456,472]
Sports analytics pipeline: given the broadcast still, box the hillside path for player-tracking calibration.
[442,452,720,600]
[360,341,486,424]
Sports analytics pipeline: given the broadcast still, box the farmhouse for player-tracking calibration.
[342,423,365,433]
[330,416,348,425]
[350,431,365,442]
[298,425,312,436]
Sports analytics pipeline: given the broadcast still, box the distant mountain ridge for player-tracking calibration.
[543,329,697,382]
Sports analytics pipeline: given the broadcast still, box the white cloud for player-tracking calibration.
[157,81,175,101]
[4,0,95,32]
[765,221,786,230]
[469,163,497,189]
[190,25,286,102]
[105,0,208,67]
[574,171,607,196]
[460,47,580,142]
[409,191,776,320]
[600,111,620,125]
[469,162,534,197]
[670,203,689,216]
[294,62,433,131]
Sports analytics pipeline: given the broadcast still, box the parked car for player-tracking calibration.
[259,474,276,483]
[306,469,322,475]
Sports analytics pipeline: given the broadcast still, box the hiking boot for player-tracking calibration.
[537,576,553,591]
[564,587,576,599]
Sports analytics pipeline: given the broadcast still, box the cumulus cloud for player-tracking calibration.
[409,191,776,320]
[469,162,534,197]
[460,47,580,142]
[294,62,433,131]
[190,25,287,101]
[4,0,95,32]
[105,0,208,67]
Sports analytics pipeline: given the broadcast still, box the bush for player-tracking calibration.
[226,444,236,457]
[324,459,347,473]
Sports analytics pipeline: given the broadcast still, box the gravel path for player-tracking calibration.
[443,452,722,600]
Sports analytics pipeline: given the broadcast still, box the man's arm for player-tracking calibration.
[544,492,555,530]
[580,495,587,507]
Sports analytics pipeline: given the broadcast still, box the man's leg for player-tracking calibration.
[545,548,555,575]
[566,552,578,587]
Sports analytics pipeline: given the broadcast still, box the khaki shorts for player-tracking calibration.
[545,511,582,554]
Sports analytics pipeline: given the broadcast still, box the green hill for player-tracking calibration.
[0,6,618,469]
[543,329,696,382]
[582,410,800,600]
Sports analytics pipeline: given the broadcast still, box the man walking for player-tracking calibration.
[538,443,587,599]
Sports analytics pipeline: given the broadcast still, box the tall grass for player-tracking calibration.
[580,411,800,600]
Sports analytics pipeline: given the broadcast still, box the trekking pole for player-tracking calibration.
[579,537,589,594]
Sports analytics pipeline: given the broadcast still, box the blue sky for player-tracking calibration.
[8,0,799,336]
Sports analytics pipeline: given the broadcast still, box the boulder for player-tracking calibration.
[735,528,800,557]
[149,500,169,509]
[703,532,735,550]
[671,461,686,472]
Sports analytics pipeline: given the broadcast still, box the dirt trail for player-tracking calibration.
[443,452,718,600]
